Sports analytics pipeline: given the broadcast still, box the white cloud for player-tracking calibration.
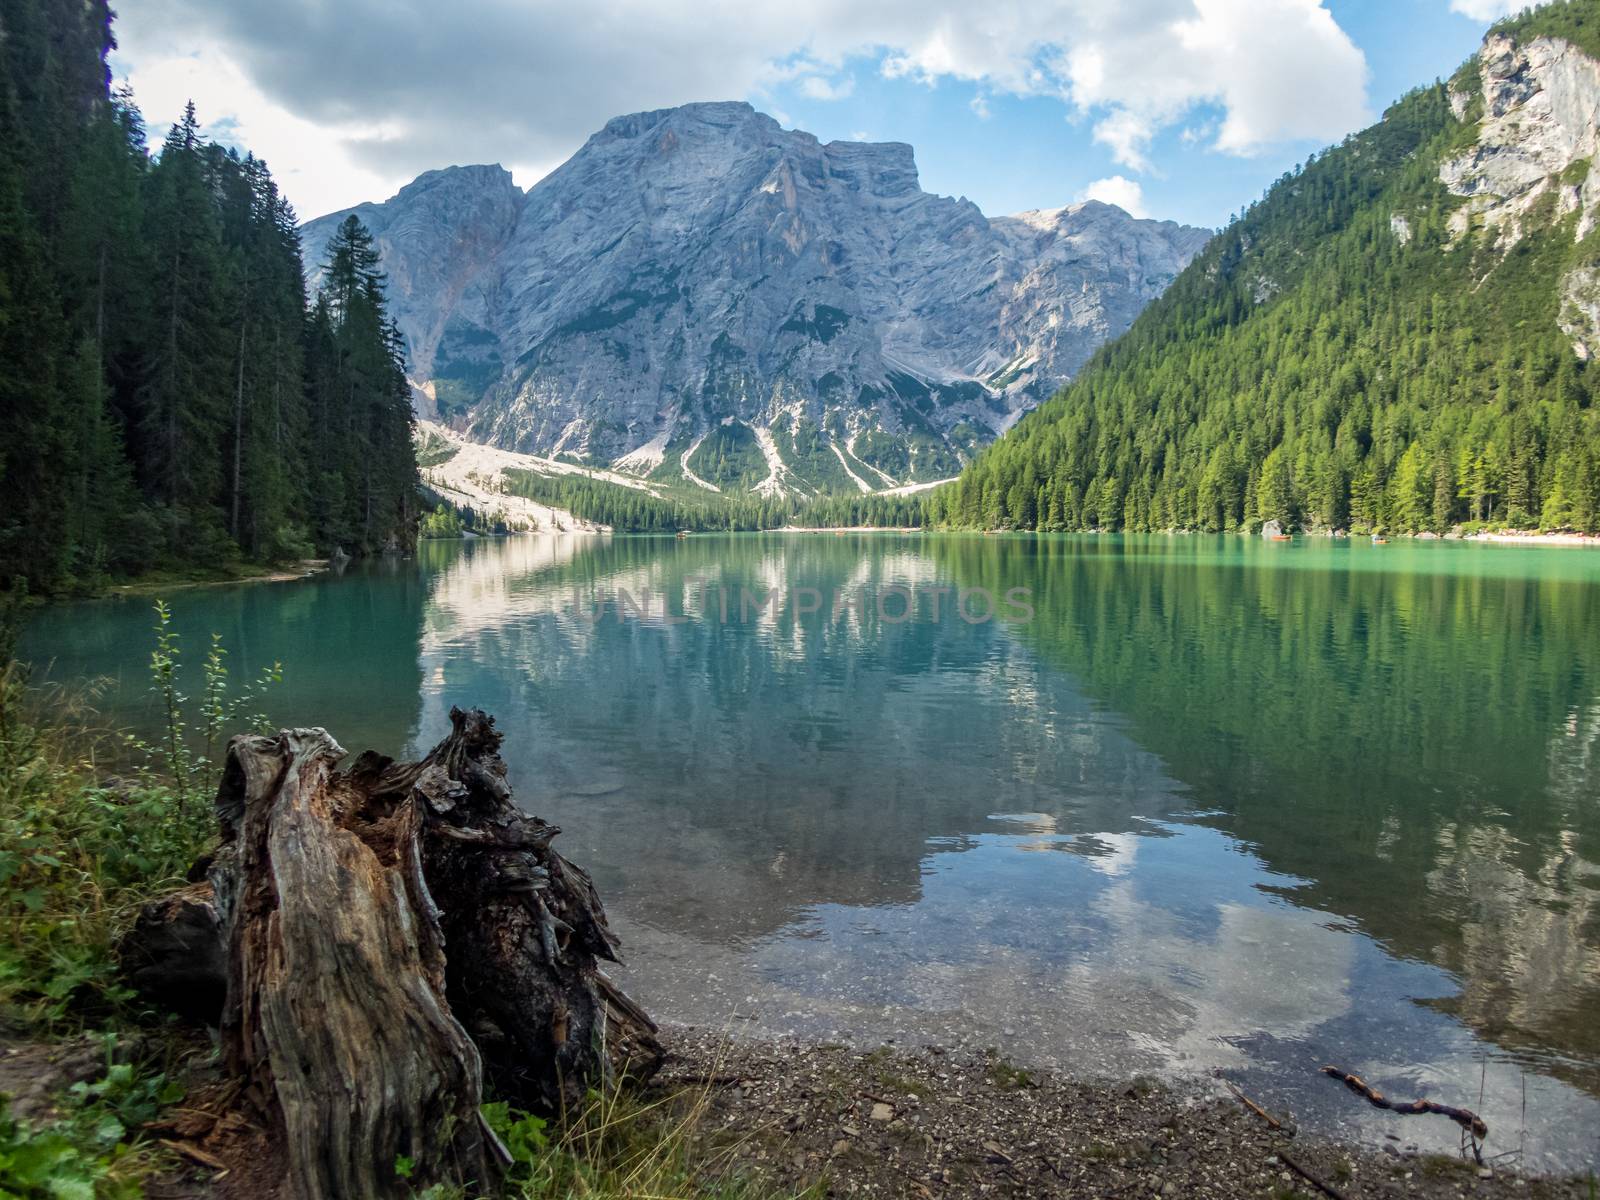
[970,95,992,120]
[1449,0,1524,19]
[1173,0,1369,158]
[1091,111,1156,173]
[1081,175,1149,218]
[117,42,399,221]
[799,75,855,100]
[114,0,1372,220]
[1054,0,1369,170]
[873,0,1368,169]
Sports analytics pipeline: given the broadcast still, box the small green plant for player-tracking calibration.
[0,663,196,1021]
[472,1079,795,1200]
[123,601,281,811]
[481,1100,551,1171]
[68,1036,186,1133]
[0,1094,139,1200]
[861,1047,920,1096]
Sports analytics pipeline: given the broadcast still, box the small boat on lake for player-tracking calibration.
[1371,534,1389,544]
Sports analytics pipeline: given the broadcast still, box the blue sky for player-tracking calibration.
[756,2,1499,227]
[114,0,1522,229]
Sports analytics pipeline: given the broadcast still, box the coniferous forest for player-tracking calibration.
[934,19,1600,536]
[0,1,418,596]
[497,470,929,532]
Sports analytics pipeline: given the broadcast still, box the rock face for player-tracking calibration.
[305,164,527,385]
[1559,263,1600,360]
[1443,34,1600,245]
[1442,31,1600,363]
[303,102,1210,494]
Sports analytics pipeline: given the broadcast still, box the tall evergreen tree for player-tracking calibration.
[136,102,232,553]
[0,2,419,593]
[306,216,418,553]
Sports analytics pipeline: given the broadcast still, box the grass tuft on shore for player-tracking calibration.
[420,1080,810,1200]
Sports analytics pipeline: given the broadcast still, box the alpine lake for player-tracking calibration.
[19,533,1600,1170]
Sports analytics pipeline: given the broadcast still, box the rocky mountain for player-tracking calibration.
[939,4,1600,535]
[303,102,1209,495]
[1440,22,1600,355]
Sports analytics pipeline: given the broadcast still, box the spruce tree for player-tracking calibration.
[0,4,419,593]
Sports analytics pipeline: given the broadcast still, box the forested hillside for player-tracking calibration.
[937,4,1600,535]
[0,1,418,596]
[499,471,928,532]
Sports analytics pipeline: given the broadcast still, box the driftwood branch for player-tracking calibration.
[1320,1067,1489,1140]
[121,708,661,1200]
[1218,1076,1284,1131]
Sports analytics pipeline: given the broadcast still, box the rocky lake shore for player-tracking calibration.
[5,1012,1595,1198]
[659,1029,1595,1199]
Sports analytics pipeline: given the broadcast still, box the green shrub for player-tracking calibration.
[120,601,280,814]
[1,602,278,1024]
[472,1084,789,1200]
[0,665,202,1025]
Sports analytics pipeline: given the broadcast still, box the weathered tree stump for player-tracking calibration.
[122,708,661,1200]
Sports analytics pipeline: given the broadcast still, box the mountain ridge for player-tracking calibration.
[303,101,1210,496]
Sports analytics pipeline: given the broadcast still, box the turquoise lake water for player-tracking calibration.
[19,533,1600,1168]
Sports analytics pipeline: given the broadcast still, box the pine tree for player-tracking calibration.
[307,216,417,553]
[1255,447,1295,528]
[0,6,419,593]
[136,101,233,556]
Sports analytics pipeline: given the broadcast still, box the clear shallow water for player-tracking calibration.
[19,534,1600,1169]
